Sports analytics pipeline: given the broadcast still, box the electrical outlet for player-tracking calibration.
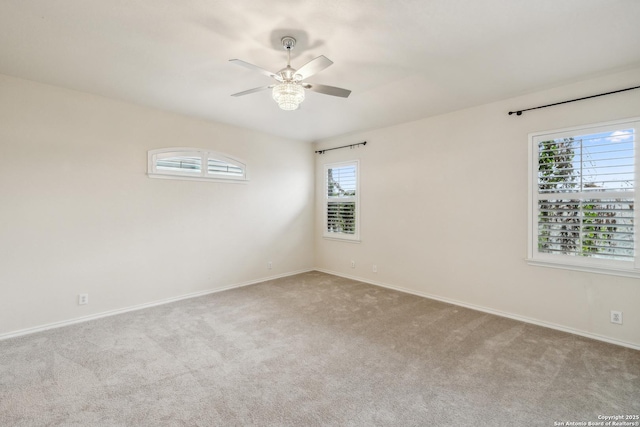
[350,260,355,268]
[372,264,378,273]
[610,310,623,325]
[78,294,89,305]
[267,261,272,270]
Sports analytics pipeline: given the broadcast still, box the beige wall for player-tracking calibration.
[314,67,640,349]
[2,66,639,348]
[0,74,314,336]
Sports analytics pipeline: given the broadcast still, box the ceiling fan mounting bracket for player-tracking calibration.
[281,36,296,51]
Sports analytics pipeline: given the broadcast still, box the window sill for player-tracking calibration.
[323,235,361,244]
[526,258,640,279]
[147,173,248,184]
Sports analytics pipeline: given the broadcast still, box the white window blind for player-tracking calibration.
[156,154,202,174]
[325,161,359,241]
[207,158,244,177]
[148,148,247,182]
[529,118,640,276]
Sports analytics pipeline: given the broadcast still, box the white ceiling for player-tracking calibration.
[1,0,639,141]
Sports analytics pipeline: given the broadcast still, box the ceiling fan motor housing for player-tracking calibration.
[277,66,300,82]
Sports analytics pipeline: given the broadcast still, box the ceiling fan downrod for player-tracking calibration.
[281,36,296,69]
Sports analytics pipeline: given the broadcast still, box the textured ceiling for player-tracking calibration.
[1,0,639,141]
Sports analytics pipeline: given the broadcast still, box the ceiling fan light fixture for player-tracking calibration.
[272,82,305,111]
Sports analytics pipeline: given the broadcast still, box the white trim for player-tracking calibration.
[147,173,249,184]
[527,130,534,260]
[0,269,312,341]
[322,237,362,244]
[529,116,640,140]
[315,268,640,351]
[526,258,640,279]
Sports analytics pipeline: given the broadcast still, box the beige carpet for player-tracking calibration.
[1,271,639,426]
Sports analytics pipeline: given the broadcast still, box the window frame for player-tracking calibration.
[527,117,640,278]
[147,147,248,183]
[323,160,360,242]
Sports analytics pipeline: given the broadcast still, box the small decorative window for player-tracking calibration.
[148,148,247,182]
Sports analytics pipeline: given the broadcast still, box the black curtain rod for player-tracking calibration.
[508,85,640,116]
[315,141,367,154]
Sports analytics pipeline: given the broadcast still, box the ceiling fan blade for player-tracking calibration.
[231,85,274,97]
[295,55,333,80]
[303,83,351,98]
[229,59,282,81]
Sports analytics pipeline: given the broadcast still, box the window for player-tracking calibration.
[324,161,360,241]
[148,148,247,182]
[528,118,639,277]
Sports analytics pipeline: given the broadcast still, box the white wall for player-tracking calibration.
[314,67,640,349]
[0,74,314,336]
[3,66,639,348]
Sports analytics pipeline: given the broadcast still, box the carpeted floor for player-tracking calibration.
[1,271,639,426]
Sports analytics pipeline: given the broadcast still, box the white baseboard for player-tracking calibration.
[0,269,312,341]
[315,268,640,351]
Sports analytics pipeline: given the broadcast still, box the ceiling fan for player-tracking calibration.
[230,36,351,111]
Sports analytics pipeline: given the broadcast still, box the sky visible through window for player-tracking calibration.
[577,128,634,191]
[538,128,635,193]
[328,165,356,196]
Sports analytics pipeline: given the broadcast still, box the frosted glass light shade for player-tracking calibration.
[272,83,305,111]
